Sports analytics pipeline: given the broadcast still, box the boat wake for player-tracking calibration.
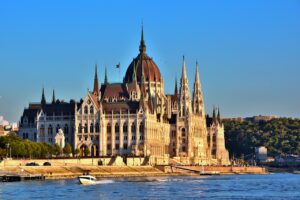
[94,180,114,185]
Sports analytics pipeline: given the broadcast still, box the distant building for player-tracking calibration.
[0,124,15,136]
[18,94,76,145]
[255,146,268,163]
[274,155,300,166]
[18,27,230,165]
[223,115,279,123]
[246,115,279,122]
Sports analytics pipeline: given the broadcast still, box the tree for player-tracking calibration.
[74,148,80,157]
[84,146,90,157]
[63,143,72,156]
[54,143,62,156]
[224,118,300,158]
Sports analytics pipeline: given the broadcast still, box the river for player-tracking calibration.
[0,173,299,199]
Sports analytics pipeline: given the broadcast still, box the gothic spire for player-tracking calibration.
[41,87,46,106]
[139,23,146,54]
[195,60,200,84]
[192,60,205,117]
[104,66,108,85]
[217,106,221,123]
[181,56,187,82]
[179,55,191,117]
[174,77,178,97]
[212,106,216,122]
[52,89,56,104]
[93,64,99,95]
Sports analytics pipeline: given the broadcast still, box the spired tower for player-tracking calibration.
[175,57,211,164]
[192,61,205,118]
[179,56,192,117]
[93,64,100,96]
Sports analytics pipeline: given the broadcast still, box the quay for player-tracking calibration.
[0,158,267,180]
[0,174,45,182]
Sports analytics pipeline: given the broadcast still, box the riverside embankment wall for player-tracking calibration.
[158,165,267,174]
[0,157,150,167]
[0,165,166,178]
[0,156,168,167]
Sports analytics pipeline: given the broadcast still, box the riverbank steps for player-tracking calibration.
[0,164,267,179]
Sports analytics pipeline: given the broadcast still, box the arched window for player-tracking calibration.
[84,106,88,114]
[115,123,119,133]
[56,124,60,133]
[181,128,185,137]
[95,123,99,133]
[84,123,88,133]
[131,123,136,134]
[107,123,111,134]
[123,123,128,133]
[78,123,82,133]
[90,123,94,133]
[40,125,45,135]
[48,125,53,135]
[64,124,69,134]
[90,106,94,114]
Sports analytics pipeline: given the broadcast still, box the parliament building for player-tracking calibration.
[18,28,230,165]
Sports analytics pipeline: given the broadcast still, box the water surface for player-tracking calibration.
[0,173,299,200]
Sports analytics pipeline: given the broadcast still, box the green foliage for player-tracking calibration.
[63,143,72,155]
[83,145,90,156]
[224,118,300,158]
[54,143,63,156]
[0,135,54,158]
[74,148,80,157]
[0,148,6,157]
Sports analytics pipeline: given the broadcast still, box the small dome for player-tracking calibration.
[124,54,162,83]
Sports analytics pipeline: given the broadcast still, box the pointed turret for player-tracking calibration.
[41,88,46,107]
[217,107,221,124]
[139,23,146,54]
[179,56,191,117]
[93,64,99,95]
[52,89,56,104]
[192,61,205,117]
[104,66,108,85]
[212,106,216,122]
[174,77,178,97]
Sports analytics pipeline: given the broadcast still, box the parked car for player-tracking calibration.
[43,162,51,166]
[25,162,39,166]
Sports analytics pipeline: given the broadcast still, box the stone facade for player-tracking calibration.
[18,27,230,165]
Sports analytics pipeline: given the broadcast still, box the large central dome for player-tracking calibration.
[124,27,162,83]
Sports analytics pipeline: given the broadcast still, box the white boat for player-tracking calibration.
[78,175,97,185]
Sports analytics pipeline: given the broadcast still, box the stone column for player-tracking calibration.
[136,120,140,156]
[112,121,115,156]
[176,127,180,156]
[128,118,132,154]
[101,118,107,156]
[120,121,124,155]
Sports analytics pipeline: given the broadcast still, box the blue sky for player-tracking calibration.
[0,0,299,122]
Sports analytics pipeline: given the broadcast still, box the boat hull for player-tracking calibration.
[78,177,96,185]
